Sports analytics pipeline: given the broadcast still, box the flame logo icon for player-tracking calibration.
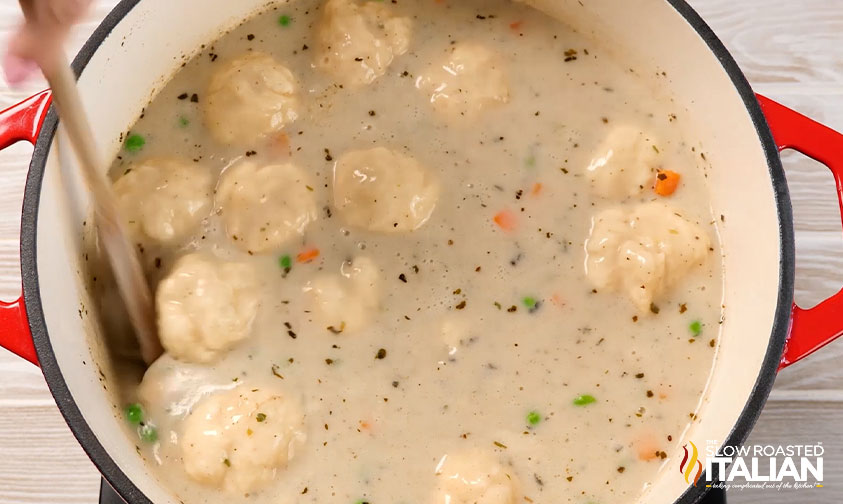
[679,441,703,486]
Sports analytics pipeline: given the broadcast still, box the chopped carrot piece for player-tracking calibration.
[654,169,681,196]
[277,132,290,149]
[551,293,565,307]
[296,247,320,263]
[636,434,662,461]
[531,182,543,196]
[265,132,291,158]
[359,420,371,430]
[509,20,523,31]
[493,210,517,231]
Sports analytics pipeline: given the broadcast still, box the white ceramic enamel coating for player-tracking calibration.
[32,0,781,502]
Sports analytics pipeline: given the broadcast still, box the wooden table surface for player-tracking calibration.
[0,1,841,503]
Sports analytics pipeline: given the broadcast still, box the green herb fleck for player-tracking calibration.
[525,155,536,168]
[178,116,190,127]
[689,320,702,337]
[354,500,370,504]
[522,296,537,309]
[125,403,143,424]
[526,410,541,425]
[280,254,292,269]
[573,394,596,406]
[278,14,292,26]
[138,423,157,443]
[124,134,145,152]
[256,413,267,422]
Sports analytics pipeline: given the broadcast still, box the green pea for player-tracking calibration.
[689,320,702,337]
[138,423,157,443]
[279,255,292,270]
[125,403,143,424]
[124,134,145,152]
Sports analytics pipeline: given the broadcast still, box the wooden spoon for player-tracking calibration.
[49,57,163,365]
[19,0,163,364]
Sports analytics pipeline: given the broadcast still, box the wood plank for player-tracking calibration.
[0,400,99,504]
[727,401,843,504]
[688,0,843,85]
[763,93,843,234]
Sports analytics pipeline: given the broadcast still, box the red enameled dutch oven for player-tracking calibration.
[0,0,842,503]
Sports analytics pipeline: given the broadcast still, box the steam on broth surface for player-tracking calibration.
[95,0,724,503]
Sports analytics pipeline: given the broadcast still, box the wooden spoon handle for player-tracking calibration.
[40,54,162,364]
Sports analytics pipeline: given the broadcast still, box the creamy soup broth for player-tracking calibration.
[94,0,724,503]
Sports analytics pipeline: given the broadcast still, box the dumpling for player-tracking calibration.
[138,353,231,419]
[586,126,660,199]
[316,0,412,86]
[216,161,317,253]
[416,43,510,118]
[112,158,213,244]
[204,52,299,146]
[156,254,259,363]
[433,450,520,504]
[333,147,439,232]
[584,202,711,311]
[303,256,379,334]
[181,387,306,494]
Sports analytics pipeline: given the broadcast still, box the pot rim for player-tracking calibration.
[19,1,794,503]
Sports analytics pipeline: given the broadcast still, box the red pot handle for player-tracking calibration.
[0,90,52,366]
[757,94,843,371]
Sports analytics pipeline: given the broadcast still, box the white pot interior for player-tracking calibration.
[32,0,783,502]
